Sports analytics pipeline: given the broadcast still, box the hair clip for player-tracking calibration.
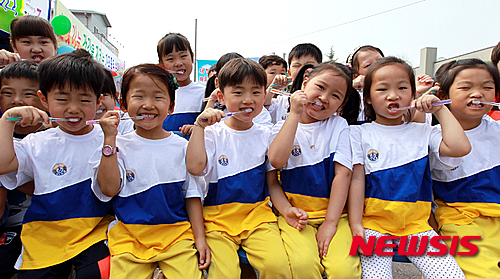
[167,74,179,91]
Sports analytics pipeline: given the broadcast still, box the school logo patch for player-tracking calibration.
[52,163,67,176]
[291,145,302,157]
[281,113,289,120]
[218,155,229,166]
[367,149,379,162]
[450,166,459,171]
[126,170,135,182]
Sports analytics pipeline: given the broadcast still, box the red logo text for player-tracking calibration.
[349,235,481,256]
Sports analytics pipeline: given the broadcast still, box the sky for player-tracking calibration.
[60,0,500,72]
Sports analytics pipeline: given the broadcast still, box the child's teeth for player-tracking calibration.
[68,118,80,122]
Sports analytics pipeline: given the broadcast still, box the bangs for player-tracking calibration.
[219,59,267,91]
[157,33,192,62]
[11,16,56,46]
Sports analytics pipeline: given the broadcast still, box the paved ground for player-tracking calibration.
[393,262,423,279]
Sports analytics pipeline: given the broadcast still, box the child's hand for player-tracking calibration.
[2,106,49,126]
[99,111,120,137]
[195,238,211,270]
[0,50,19,66]
[289,90,308,115]
[316,220,337,259]
[204,89,220,110]
[180,124,194,136]
[353,75,365,90]
[270,74,290,90]
[195,108,225,128]
[413,94,443,114]
[416,74,435,97]
[284,207,309,231]
[350,223,366,255]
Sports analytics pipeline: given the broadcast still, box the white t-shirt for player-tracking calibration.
[117,112,135,135]
[350,122,461,235]
[268,95,290,124]
[431,117,500,222]
[162,82,205,131]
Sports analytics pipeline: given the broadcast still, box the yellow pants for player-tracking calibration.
[440,216,500,279]
[109,240,203,279]
[206,222,291,279]
[278,213,361,279]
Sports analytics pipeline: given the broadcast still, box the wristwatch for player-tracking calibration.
[102,145,119,156]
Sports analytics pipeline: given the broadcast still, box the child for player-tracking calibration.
[90,64,208,279]
[0,60,42,278]
[158,33,205,136]
[259,54,287,88]
[267,62,361,279]
[349,57,469,279]
[432,58,500,278]
[95,68,135,135]
[0,15,57,66]
[269,43,322,123]
[205,52,273,129]
[0,50,111,279]
[186,58,291,278]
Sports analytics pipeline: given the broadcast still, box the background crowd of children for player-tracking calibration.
[0,14,498,279]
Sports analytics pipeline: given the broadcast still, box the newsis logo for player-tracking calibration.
[349,235,481,256]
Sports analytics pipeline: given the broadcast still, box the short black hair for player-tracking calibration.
[10,15,57,49]
[120,64,176,110]
[0,60,38,87]
[288,43,322,66]
[37,49,105,100]
[102,68,117,101]
[218,58,267,93]
[157,33,193,63]
[259,55,287,70]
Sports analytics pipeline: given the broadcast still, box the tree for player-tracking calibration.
[325,46,338,62]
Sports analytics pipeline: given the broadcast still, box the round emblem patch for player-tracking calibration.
[52,163,67,176]
[281,113,289,120]
[218,155,229,166]
[367,149,379,162]
[126,170,135,182]
[291,145,302,157]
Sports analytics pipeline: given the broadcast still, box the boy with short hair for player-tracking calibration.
[186,58,292,278]
[0,50,111,279]
[268,43,322,123]
[0,60,42,279]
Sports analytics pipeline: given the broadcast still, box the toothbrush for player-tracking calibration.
[85,116,144,125]
[200,109,253,122]
[269,88,323,106]
[390,100,452,111]
[166,70,184,74]
[471,100,500,107]
[7,117,80,122]
[269,77,293,88]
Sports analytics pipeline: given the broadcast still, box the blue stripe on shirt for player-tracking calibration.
[280,153,335,199]
[162,112,199,131]
[434,165,500,203]
[365,155,433,202]
[24,179,111,223]
[114,181,189,225]
[204,163,267,206]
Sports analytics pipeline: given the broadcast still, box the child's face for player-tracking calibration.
[95,92,116,119]
[289,54,318,80]
[356,50,383,76]
[161,47,193,87]
[12,36,56,63]
[368,64,412,125]
[39,84,101,135]
[218,77,266,130]
[265,64,286,87]
[447,68,496,128]
[0,77,43,113]
[300,70,347,123]
[124,74,173,137]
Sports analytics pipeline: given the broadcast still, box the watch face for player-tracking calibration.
[103,146,112,156]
